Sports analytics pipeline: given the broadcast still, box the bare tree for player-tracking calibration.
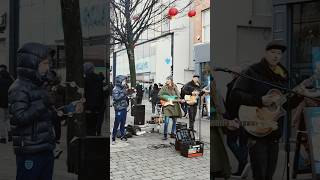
[110,0,193,87]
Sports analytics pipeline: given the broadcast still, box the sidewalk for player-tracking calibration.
[110,99,211,180]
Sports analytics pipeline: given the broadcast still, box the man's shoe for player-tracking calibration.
[170,134,176,138]
[0,138,6,144]
[162,136,168,140]
[120,136,127,141]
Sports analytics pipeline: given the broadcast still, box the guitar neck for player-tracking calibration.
[212,120,257,126]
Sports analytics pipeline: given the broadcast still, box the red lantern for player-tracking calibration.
[132,15,139,20]
[188,10,196,17]
[168,7,178,17]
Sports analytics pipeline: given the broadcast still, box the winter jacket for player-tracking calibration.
[159,84,182,117]
[181,80,205,106]
[150,88,160,104]
[230,58,303,140]
[112,75,129,111]
[84,72,104,112]
[8,43,55,155]
[0,70,14,108]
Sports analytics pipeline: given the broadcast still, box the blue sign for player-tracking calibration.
[165,57,171,65]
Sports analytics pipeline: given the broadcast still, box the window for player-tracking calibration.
[202,9,210,43]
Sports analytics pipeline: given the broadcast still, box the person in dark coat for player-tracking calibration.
[0,65,14,144]
[96,72,106,136]
[182,73,205,131]
[135,83,144,104]
[8,42,55,180]
[230,40,307,180]
[150,83,160,114]
[83,62,104,136]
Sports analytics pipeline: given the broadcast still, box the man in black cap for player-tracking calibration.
[230,40,307,180]
[182,73,205,131]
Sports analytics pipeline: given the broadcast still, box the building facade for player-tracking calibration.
[0,0,107,79]
[273,0,320,87]
[0,0,9,68]
[212,0,273,96]
[111,0,208,88]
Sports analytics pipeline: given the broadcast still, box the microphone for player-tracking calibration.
[212,67,232,73]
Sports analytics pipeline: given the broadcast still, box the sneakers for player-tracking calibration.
[170,134,176,138]
[120,136,127,141]
[162,136,168,140]
[0,138,6,144]
[111,140,116,145]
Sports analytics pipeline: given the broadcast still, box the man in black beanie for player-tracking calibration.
[230,40,308,180]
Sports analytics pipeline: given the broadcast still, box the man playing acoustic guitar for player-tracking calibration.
[230,40,309,180]
[182,73,205,132]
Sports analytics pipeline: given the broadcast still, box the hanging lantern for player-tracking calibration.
[132,14,139,21]
[168,7,178,17]
[188,10,196,17]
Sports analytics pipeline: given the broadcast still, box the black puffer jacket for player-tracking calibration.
[8,43,55,154]
[230,59,303,141]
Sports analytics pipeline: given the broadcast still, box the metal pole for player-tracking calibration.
[9,0,19,78]
[113,52,116,83]
[171,32,174,78]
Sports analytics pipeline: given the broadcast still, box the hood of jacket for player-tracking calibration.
[16,43,50,85]
[115,75,127,88]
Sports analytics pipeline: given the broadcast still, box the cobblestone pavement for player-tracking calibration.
[110,133,210,180]
[110,99,211,180]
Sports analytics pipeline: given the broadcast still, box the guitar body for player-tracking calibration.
[184,95,197,105]
[238,89,286,137]
[160,95,181,107]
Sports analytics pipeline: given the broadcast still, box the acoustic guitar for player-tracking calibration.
[239,85,306,137]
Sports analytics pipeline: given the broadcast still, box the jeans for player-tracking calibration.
[188,105,197,130]
[16,151,54,180]
[112,109,127,141]
[0,108,9,139]
[163,116,176,137]
[226,128,248,170]
[248,138,279,180]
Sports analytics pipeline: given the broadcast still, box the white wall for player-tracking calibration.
[212,0,272,98]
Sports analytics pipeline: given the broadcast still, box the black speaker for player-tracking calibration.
[133,105,145,125]
[69,136,109,180]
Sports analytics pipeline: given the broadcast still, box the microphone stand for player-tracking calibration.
[215,68,320,180]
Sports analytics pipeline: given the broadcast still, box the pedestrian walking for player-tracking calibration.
[9,43,55,180]
[150,83,160,114]
[0,64,14,144]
